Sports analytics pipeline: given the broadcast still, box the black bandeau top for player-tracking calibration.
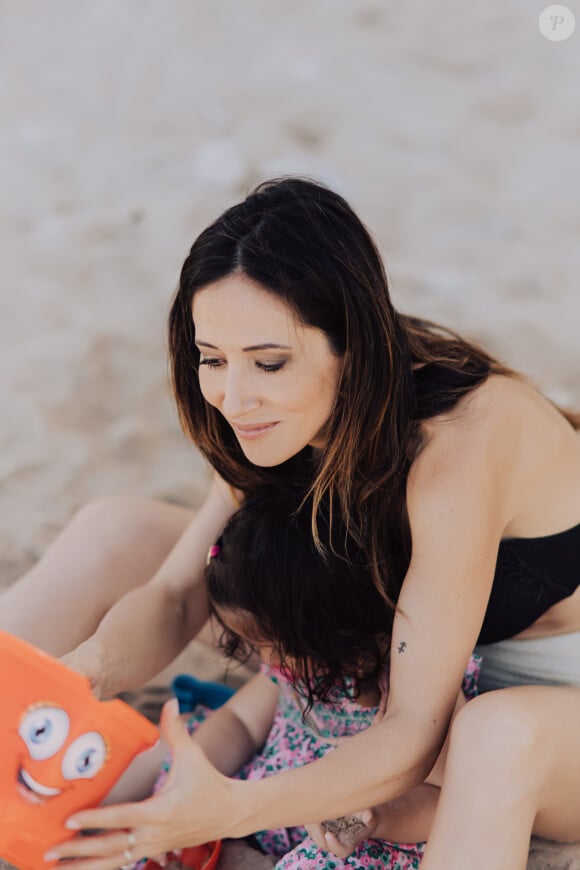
[477,522,580,645]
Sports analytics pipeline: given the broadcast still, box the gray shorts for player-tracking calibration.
[475,632,580,692]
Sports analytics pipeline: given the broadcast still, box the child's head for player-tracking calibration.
[205,488,391,705]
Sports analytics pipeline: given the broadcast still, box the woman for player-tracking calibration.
[122,487,480,869]
[3,177,580,869]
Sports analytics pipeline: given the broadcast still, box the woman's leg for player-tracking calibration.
[421,685,580,870]
[0,496,195,656]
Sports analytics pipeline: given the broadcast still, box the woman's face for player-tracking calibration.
[192,273,343,467]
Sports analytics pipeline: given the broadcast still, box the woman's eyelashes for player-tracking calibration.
[198,358,287,373]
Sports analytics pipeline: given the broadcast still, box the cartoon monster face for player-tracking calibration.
[0,631,158,870]
[16,704,108,805]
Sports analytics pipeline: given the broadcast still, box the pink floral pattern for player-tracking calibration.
[134,656,480,870]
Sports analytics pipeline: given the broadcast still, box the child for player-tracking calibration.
[133,488,479,870]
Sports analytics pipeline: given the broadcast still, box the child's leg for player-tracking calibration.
[102,736,169,804]
[103,701,217,805]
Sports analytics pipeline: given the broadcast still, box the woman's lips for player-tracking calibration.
[232,422,279,440]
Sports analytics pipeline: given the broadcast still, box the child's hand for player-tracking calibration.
[306,809,378,859]
[309,782,439,859]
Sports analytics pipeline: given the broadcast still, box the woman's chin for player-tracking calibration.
[238,441,302,468]
[242,451,292,468]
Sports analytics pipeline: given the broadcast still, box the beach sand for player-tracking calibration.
[0,1,578,867]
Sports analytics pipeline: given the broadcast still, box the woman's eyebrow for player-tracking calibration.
[196,340,292,351]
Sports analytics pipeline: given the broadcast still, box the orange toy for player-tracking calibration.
[0,630,159,869]
[142,842,222,870]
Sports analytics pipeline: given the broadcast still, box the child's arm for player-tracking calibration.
[104,671,279,805]
[192,671,279,776]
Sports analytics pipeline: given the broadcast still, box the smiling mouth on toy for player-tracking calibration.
[17,767,62,804]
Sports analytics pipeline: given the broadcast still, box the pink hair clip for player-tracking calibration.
[206,544,220,565]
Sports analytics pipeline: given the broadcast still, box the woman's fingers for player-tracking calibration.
[46,858,137,870]
[60,644,105,699]
[63,799,154,835]
[45,829,146,868]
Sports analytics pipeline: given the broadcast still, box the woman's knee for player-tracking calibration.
[73,494,161,530]
[446,690,543,792]
[71,495,193,554]
[66,495,195,597]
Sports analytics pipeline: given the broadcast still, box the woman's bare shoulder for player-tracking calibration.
[415,373,572,456]
[410,374,577,534]
[407,377,526,525]
[427,373,531,425]
[413,375,521,471]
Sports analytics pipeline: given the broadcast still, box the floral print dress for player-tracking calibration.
[134,656,480,870]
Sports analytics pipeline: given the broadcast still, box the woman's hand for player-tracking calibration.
[60,640,106,699]
[44,699,237,869]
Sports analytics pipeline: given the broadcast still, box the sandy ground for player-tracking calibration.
[1,1,579,867]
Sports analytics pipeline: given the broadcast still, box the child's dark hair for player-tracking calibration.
[206,487,392,713]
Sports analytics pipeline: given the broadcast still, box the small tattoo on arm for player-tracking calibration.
[397,641,407,653]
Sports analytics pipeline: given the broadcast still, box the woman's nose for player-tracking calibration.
[221,372,260,417]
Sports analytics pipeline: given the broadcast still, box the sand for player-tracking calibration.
[0,1,579,867]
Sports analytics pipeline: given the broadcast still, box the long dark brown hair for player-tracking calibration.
[169,177,580,620]
[206,488,390,713]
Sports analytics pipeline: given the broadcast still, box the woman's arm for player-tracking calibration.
[306,679,468,857]
[217,405,513,834]
[64,472,239,698]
